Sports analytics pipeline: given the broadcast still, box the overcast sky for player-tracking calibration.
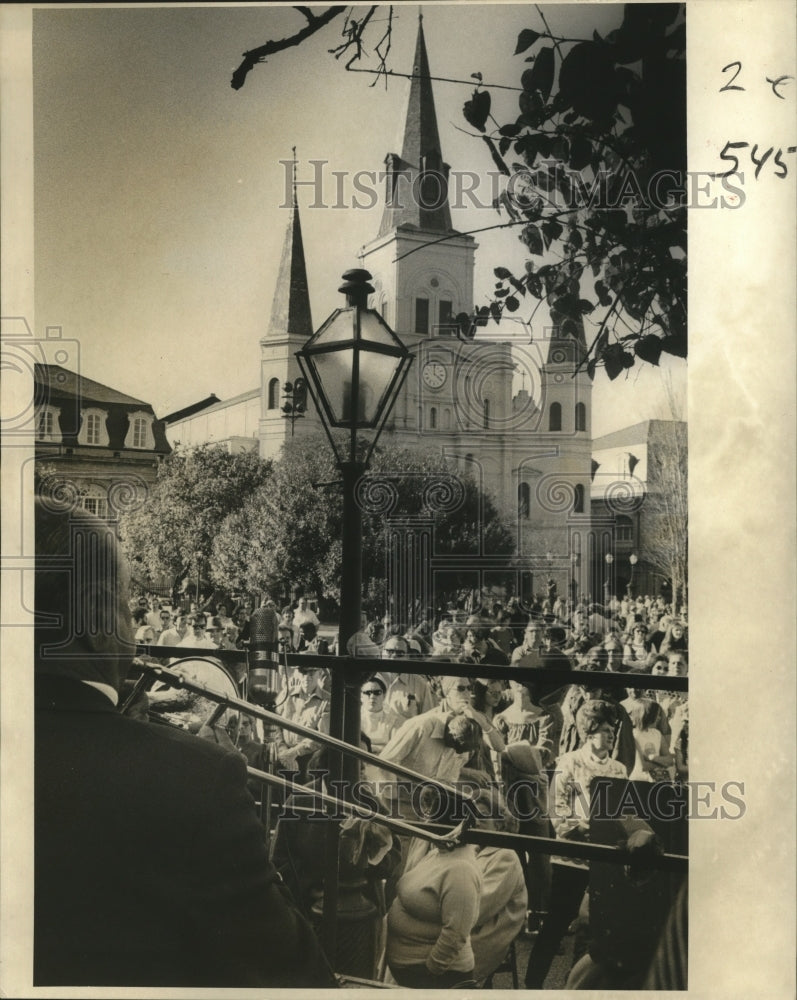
[33,3,685,434]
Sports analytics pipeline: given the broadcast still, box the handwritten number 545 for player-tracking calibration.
[715,141,795,179]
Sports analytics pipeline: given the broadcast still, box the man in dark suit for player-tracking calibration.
[34,500,336,988]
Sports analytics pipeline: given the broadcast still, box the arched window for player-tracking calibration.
[518,482,530,519]
[549,402,562,431]
[443,408,452,430]
[80,485,109,519]
[573,483,585,514]
[575,402,586,432]
[267,378,280,410]
[483,399,490,429]
[429,406,437,429]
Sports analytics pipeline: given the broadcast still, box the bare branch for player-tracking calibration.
[370,5,393,88]
[231,6,346,90]
[328,5,377,68]
[347,66,522,91]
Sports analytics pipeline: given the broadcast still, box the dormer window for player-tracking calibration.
[124,410,154,450]
[79,407,109,447]
[86,414,101,444]
[131,417,147,448]
[37,405,61,443]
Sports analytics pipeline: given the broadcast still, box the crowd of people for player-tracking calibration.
[125,584,688,988]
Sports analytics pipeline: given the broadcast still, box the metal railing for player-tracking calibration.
[132,644,689,970]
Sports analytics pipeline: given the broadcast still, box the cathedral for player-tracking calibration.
[164,16,594,599]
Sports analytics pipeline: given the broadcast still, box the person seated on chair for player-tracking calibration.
[469,788,528,985]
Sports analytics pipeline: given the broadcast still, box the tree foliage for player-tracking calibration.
[210,433,515,610]
[467,3,687,378]
[119,444,273,585]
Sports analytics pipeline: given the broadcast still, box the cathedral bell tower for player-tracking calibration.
[258,151,320,460]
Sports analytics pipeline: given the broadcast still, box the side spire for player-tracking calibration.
[263,147,313,342]
[378,13,453,235]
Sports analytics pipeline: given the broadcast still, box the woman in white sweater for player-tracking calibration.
[386,788,527,988]
[470,788,528,984]
[386,838,482,988]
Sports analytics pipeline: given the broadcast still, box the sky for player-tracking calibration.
[32,2,686,435]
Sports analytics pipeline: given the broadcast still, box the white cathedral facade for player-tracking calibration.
[165,17,595,599]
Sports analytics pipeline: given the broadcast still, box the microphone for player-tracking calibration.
[247,604,280,705]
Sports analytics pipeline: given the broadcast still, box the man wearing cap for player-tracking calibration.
[276,665,331,781]
[33,501,334,988]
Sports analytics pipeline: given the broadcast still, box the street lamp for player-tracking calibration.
[281,378,307,436]
[604,552,614,605]
[628,552,638,597]
[297,267,412,963]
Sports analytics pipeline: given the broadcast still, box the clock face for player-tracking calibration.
[422,361,447,390]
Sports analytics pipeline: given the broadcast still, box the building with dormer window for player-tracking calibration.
[34,364,171,518]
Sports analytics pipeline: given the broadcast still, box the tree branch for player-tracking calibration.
[231,6,346,90]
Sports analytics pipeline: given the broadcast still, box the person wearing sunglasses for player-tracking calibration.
[360,676,402,780]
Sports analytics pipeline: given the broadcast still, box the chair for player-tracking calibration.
[482,938,519,989]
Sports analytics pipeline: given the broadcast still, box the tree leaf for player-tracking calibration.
[602,343,625,380]
[594,280,612,307]
[542,218,564,245]
[523,46,555,102]
[494,266,512,280]
[523,224,544,256]
[635,334,663,365]
[463,88,491,133]
[568,134,593,170]
[499,122,523,138]
[505,295,520,312]
[659,332,687,358]
[514,28,541,55]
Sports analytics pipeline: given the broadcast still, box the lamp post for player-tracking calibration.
[281,378,307,436]
[604,552,614,606]
[297,267,412,967]
[628,552,638,597]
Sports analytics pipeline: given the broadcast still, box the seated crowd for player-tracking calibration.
[128,587,688,989]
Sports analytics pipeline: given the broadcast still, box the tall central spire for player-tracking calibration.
[400,14,441,175]
[378,13,453,236]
